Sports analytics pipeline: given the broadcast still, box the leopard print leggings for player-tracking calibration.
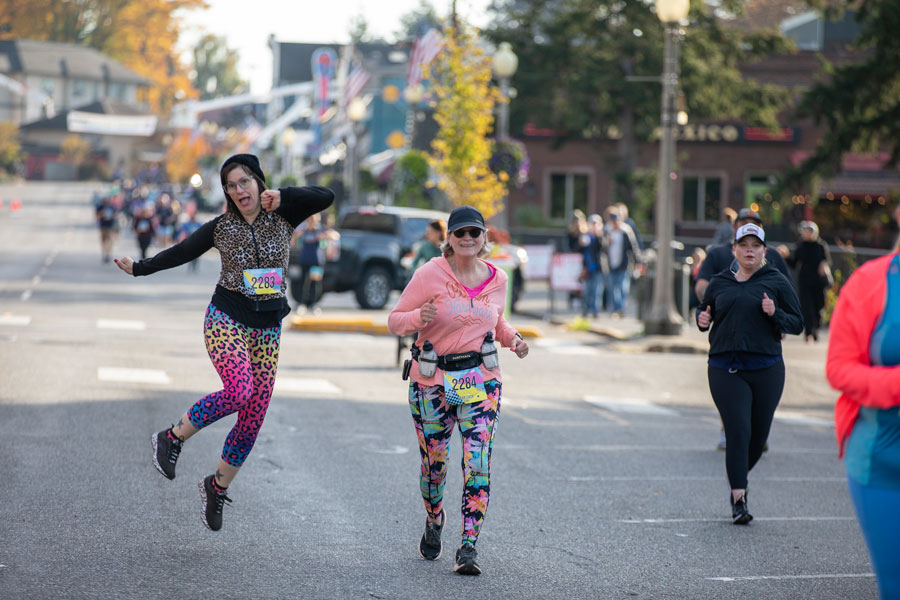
[188,304,281,467]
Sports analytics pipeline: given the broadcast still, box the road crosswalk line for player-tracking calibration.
[96,319,147,330]
[97,367,170,384]
[275,377,341,395]
[0,314,31,326]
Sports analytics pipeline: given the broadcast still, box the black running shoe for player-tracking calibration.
[418,510,444,560]
[731,492,753,525]
[151,428,182,480]
[199,475,232,531]
[453,543,481,575]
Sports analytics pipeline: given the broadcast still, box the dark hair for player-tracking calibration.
[428,219,447,242]
[221,163,267,215]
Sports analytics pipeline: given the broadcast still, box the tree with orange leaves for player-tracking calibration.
[0,0,206,115]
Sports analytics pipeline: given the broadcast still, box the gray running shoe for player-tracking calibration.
[418,510,444,560]
[151,428,182,480]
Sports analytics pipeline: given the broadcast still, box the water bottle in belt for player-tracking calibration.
[481,332,499,370]
[418,340,438,377]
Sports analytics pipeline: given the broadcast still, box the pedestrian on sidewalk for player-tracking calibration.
[290,213,327,314]
[826,205,900,600]
[602,206,642,317]
[388,205,530,576]
[786,221,832,342]
[113,153,334,531]
[697,223,802,524]
[579,214,604,318]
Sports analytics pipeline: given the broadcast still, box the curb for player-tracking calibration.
[288,315,543,338]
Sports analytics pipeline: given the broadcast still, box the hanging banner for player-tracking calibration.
[309,48,337,153]
[67,111,157,136]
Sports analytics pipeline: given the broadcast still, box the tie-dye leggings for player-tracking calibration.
[187,304,281,467]
[408,379,501,546]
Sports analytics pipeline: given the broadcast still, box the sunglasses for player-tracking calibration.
[452,227,483,238]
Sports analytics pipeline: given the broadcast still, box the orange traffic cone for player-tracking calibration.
[10,198,21,211]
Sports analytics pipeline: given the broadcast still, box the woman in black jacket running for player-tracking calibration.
[697,223,803,524]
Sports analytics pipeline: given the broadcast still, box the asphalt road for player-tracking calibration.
[0,182,876,599]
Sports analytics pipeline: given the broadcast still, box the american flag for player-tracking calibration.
[406,27,443,89]
[345,55,371,104]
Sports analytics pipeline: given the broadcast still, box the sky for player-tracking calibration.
[175,0,492,94]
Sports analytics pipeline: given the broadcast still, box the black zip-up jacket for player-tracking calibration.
[697,263,803,356]
[132,186,333,328]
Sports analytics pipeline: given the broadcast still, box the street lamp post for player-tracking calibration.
[346,97,367,207]
[643,0,689,336]
[404,84,424,149]
[280,127,296,178]
[491,42,518,230]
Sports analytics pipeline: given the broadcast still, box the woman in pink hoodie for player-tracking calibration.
[389,206,529,576]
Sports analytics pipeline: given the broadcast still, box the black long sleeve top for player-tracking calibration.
[132,186,334,328]
[697,263,803,357]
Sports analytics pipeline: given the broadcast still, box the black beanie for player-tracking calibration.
[220,154,265,187]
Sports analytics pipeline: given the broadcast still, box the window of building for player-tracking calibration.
[745,174,783,225]
[549,172,589,221]
[109,82,126,100]
[681,175,721,222]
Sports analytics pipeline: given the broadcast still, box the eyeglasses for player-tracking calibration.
[225,176,255,194]
[452,228,483,239]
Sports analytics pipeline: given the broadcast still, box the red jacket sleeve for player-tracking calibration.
[826,259,900,410]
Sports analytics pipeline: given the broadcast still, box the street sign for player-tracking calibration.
[550,252,583,291]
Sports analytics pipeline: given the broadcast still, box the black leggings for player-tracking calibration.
[708,361,785,489]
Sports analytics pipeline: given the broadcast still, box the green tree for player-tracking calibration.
[790,1,900,183]
[395,0,442,41]
[391,150,431,208]
[427,23,507,219]
[484,0,792,208]
[192,34,247,100]
[0,121,22,173]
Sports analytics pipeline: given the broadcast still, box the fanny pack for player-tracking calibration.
[411,346,483,371]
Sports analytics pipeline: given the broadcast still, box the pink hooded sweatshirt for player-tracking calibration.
[388,256,519,387]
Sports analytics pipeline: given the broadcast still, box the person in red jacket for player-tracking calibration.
[826,206,900,600]
[388,205,529,576]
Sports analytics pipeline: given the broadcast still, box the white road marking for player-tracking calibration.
[556,444,834,454]
[96,319,147,330]
[707,573,874,582]
[97,367,170,384]
[0,314,31,326]
[621,516,856,523]
[585,395,679,416]
[570,476,845,482]
[774,410,833,427]
[275,377,341,395]
[548,345,600,355]
[366,445,410,455]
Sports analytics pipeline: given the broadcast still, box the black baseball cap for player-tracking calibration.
[447,206,486,232]
[736,208,763,224]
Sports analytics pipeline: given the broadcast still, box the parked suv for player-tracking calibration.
[289,205,449,310]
